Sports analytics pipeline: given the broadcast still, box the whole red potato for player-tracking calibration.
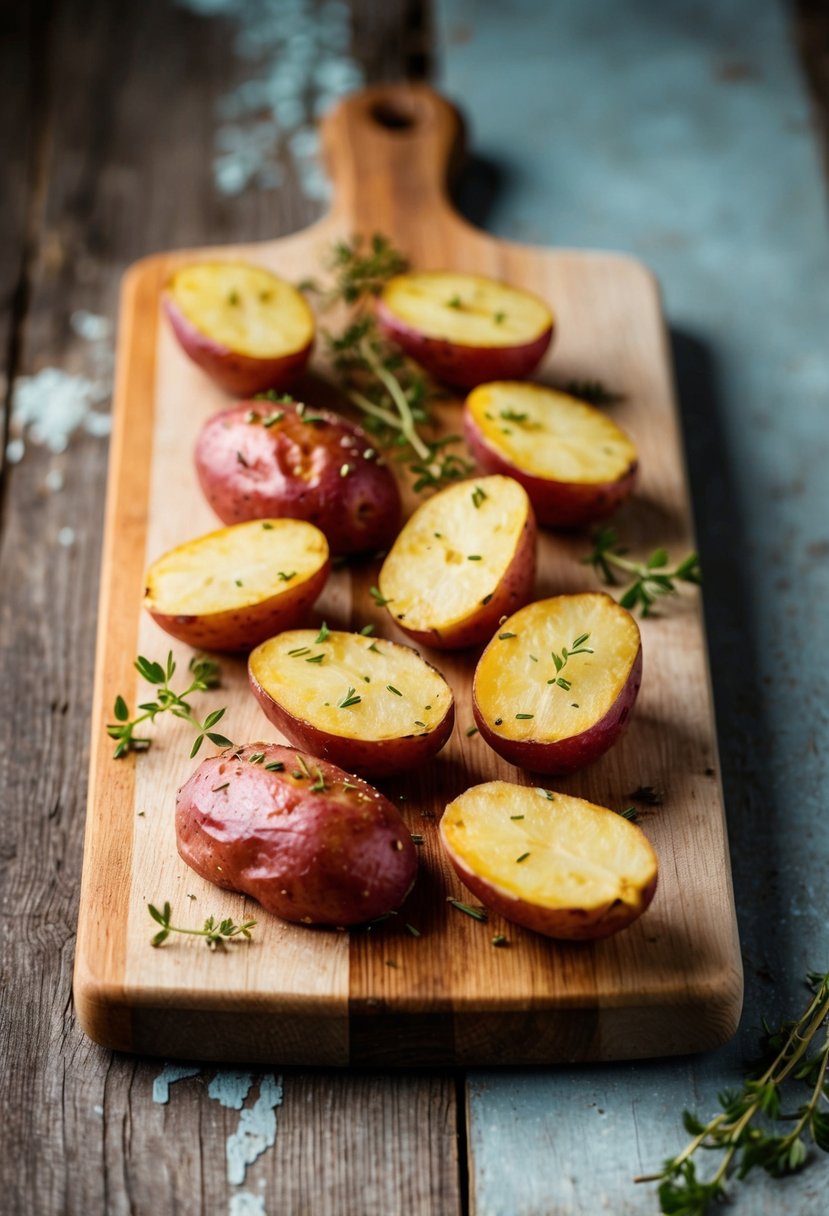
[176,743,418,927]
[195,399,401,555]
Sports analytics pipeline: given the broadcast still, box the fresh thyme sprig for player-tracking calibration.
[637,968,829,1214]
[107,653,232,759]
[300,233,408,306]
[304,235,474,492]
[327,316,433,461]
[584,527,701,617]
[148,901,256,949]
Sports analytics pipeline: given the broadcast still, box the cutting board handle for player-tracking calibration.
[320,84,465,237]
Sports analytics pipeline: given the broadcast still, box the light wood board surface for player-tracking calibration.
[74,83,743,1066]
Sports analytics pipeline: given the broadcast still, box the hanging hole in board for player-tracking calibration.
[370,99,419,131]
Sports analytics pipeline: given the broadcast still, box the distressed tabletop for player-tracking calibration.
[1,0,828,1214]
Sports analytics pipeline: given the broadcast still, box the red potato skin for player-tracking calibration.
[463,410,638,528]
[387,509,538,651]
[145,559,330,653]
[176,743,418,926]
[248,662,455,780]
[442,847,658,940]
[376,299,553,389]
[163,294,313,397]
[473,644,642,774]
[195,401,402,555]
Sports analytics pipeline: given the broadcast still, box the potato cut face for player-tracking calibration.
[381,272,553,348]
[145,519,328,615]
[379,476,531,632]
[168,262,315,357]
[474,594,640,743]
[441,781,657,911]
[249,630,453,742]
[467,382,637,484]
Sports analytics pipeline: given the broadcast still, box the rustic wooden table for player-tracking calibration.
[2,1,828,1213]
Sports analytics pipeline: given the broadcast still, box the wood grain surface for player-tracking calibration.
[73,82,742,1066]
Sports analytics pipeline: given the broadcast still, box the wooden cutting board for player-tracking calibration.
[74,84,743,1066]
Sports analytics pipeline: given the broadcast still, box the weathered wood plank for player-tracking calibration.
[0,1,458,1213]
[438,0,829,1210]
[0,1,45,473]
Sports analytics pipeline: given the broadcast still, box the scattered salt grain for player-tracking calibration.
[175,0,363,200]
[70,310,112,343]
[12,368,110,455]
[57,527,76,547]
[5,438,24,464]
[45,468,64,493]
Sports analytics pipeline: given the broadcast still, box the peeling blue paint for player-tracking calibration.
[208,1070,255,1110]
[152,1064,201,1105]
[228,1191,266,1216]
[226,1074,283,1187]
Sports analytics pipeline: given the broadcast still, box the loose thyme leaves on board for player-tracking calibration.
[636,968,829,1214]
[584,527,701,617]
[148,901,256,950]
[446,897,488,923]
[107,654,231,759]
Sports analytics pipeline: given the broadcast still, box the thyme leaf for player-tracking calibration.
[107,654,230,760]
[148,901,256,950]
[584,527,701,617]
[637,969,829,1213]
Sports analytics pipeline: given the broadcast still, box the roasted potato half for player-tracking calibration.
[164,262,315,396]
[473,592,642,773]
[176,743,418,927]
[249,629,455,779]
[377,475,536,650]
[377,271,554,388]
[144,519,330,651]
[440,780,658,940]
[464,382,638,527]
[195,399,401,555]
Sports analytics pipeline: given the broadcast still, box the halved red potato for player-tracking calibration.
[439,781,658,940]
[249,629,454,779]
[163,262,315,396]
[377,475,536,650]
[473,593,642,773]
[176,742,417,927]
[144,519,329,652]
[464,382,638,528]
[195,399,401,555]
[377,272,554,388]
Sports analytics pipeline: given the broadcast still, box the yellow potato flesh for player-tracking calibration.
[441,781,657,911]
[467,382,637,484]
[168,262,315,357]
[145,520,328,615]
[382,272,552,347]
[378,476,530,633]
[474,594,640,742]
[249,630,452,741]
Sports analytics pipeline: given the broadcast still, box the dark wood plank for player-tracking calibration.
[0,1,46,487]
[0,2,458,1213]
